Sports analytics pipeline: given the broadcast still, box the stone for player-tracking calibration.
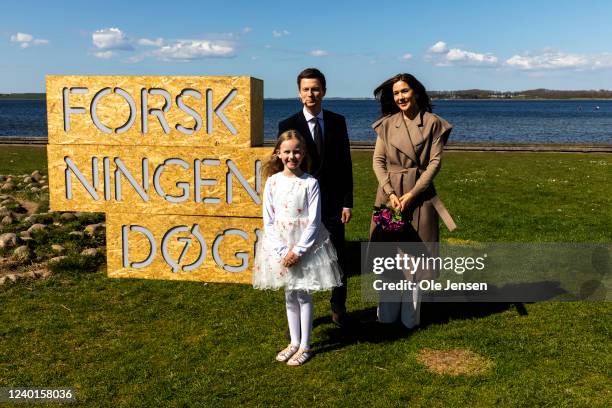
[31,187,41,193]
[48,256,67,264]
[23,215,37,224]
[18,231,31,239]
[24,213,51,225]
[12,245,31,261]
[59,212,77,222]
[27,223,47,234]
[0,199,14,206]
[68,231,84,237]
[41,185,49,191]
[0,183,15,192]
[0,207,10,217]
[31,171,42,182]
[22,271,39,279]
[1,214,16,225]
[51,244,65,253]
[85,223,105,235]
[81,248,100,257]
[5,274,19,283]
[0,233,18,249]
[23,176,33,184]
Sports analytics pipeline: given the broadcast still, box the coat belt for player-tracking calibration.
[387,165,457,232]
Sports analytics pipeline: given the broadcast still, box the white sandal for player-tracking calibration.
[287,348,313,366]
[276,344,299,362]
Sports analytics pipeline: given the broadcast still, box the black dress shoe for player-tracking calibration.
[332,311,351,328]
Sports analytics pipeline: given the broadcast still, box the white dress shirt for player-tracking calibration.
[303,107,324,142]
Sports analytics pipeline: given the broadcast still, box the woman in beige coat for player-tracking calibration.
[370,73,456,328]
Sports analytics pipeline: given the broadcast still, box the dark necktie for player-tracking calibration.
[313,118,323,155]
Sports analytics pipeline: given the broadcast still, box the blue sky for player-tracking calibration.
[2,0,612,96]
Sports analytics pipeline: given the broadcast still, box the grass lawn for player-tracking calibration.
[1,146,611,407]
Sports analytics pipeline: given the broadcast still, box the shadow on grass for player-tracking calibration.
[312,302,525,355]
[311,241,537,354]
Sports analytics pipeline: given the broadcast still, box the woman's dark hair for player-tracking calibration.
[373,73,432,117]
[297,68,326,92]
[263,130,311,177]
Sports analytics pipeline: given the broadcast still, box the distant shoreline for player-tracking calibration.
[1,136,610,153]
[2,95,612,101]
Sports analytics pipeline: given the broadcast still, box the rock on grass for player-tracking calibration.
[12,245,31,261]
[0,233,18,249]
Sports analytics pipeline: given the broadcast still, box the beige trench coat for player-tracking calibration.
[370,111,456,278]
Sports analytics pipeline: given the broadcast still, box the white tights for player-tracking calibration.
[285,290,313,350]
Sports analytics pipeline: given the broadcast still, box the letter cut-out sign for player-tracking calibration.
[46,75,269,283]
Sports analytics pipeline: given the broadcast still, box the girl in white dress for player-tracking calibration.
[253,130,342,366]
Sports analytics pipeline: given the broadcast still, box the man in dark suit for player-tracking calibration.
[278,68,353,326]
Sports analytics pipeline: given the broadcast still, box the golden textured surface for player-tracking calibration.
[47,144,272,217]
[46,75,263,147]
[106,213,263,283]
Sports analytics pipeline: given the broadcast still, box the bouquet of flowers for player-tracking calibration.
[372,205,405,232]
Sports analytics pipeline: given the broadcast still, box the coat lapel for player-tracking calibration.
[388,112,418,164]
[296,111,321,170]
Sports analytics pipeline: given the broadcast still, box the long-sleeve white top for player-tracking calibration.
[262,172,322,258]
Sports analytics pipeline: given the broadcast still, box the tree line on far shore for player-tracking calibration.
[430,88,612,99]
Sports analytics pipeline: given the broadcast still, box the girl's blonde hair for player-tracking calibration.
[263,129,311,177]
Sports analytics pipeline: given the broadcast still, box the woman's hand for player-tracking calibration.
[399,192,414,212]
[282,250,300,268]
[388,193,401,211]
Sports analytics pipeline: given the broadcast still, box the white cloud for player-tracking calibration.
[11,32,33,42]
[446,48,498,64]
[310,49,329,57]
[504,51,611,70]
[154,40,234,60]
[272,30,290,37]
[400,53,412,61]
[92,27,133,50]
[426,41,498,66]
[137,37,164,47]
[243,27,252,33]
[90,28,242,62]
[93,51,114,59]
[429,41,448,54]
[10,32,49,48]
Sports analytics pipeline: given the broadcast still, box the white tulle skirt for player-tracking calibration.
[252,221,343,292]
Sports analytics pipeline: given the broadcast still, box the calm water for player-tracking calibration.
[1,99,611,144]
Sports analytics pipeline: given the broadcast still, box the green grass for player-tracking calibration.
[0,146,47,175]
[1,147,611,407]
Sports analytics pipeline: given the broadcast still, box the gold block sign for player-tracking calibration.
[46,75,269,283]
[47,144,270,217]
[106,213,262,283]
[46,75,263,148]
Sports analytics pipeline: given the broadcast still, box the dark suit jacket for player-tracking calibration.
[278,109,353,221]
